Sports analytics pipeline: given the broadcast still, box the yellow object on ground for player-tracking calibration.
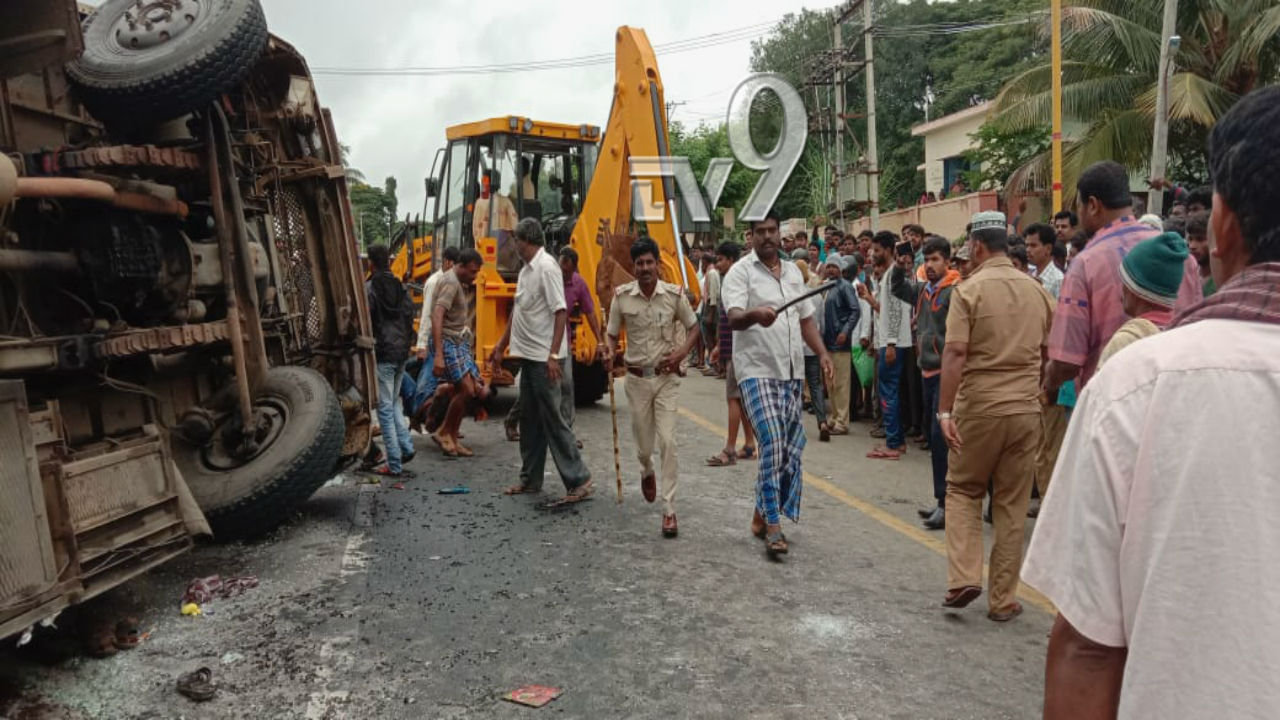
[181,603,202,616]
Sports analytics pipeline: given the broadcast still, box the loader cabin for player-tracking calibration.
[423,117,601,382]
[426,117,601,280]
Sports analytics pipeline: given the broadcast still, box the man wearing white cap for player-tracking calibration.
[936,211,1055,621]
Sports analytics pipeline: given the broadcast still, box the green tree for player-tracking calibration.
[746,0,1044,216]
[962,122,1051,190]
[992,0,1280,201]
[669,121,758,215]
[349,176,400,251]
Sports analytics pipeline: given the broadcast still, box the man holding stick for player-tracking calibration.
[606,237,700,538]
[722,210,833,559]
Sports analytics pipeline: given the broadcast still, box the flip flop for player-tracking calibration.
[176,667,217,702]
[544,480,594,508]
[503,485,538,495]
[866,448,902,460]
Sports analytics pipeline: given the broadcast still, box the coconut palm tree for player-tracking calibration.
[991,0,1280,201]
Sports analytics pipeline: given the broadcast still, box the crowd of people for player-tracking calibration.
[359,85,1280,719]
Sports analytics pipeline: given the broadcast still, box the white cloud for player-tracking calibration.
[259,0,819,219]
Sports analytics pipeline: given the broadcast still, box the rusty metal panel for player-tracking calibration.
[0,2,83,79]
[0,380,58,607]
[62,438,172,534]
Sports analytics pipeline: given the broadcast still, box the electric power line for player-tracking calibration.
[312,21,777,77]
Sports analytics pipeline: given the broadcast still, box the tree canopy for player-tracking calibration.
[993,0,1280,203]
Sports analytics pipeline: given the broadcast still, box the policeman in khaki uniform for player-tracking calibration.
[606,237,700,538]
[936,211,1055,622]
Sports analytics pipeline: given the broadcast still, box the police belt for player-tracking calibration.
[626,364,673,379]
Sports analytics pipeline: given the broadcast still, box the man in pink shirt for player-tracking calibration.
[1042,161,1201,393]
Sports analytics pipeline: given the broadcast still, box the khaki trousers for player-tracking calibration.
[827,351,852,431]
[1034,403,1068,496]
[624,374,681,514]
[945,412,1040,613]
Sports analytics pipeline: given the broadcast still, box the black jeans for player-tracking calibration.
[921,373,947,507]
[899,347,924,434]
[804,355,827,426]
[518,359,589,491]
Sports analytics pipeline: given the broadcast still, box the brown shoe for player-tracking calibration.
[662,514,678,538]
[641,470,656,503]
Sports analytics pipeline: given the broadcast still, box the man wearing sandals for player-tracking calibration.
[722,210,833,558]
[425,248,485,457]
[489,218,593,504]
[707,241,758,468]
[605,237,700,538]
[936,211,1054,620]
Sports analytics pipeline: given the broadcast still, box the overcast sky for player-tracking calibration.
[257,0,820,218]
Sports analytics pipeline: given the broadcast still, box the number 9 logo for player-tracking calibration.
[726,73,809,222]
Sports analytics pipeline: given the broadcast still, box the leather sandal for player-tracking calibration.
[706,449,736,467]
[942,585,982,608]
[988,603,1024,622]
[765,531,789,558]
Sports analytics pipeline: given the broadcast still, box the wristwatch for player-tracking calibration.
[936,411,953,421]
[549,352,562,361]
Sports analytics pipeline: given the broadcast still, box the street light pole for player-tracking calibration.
[1148,0,1180,217]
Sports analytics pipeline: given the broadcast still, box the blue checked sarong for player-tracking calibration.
[412,336,479,409]
[739,377,805,525]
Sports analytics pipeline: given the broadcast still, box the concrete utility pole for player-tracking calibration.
[1148,0,1180,217]
[833,19,844,226]
[863,0,879,230]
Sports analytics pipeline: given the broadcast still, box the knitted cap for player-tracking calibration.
[1120,232,1189,307]
[970,211,1006,231]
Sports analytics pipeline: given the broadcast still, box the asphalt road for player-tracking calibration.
[1,372,1051,719]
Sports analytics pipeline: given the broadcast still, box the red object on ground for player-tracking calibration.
[502,685,563,708]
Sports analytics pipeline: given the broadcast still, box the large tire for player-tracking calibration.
[175,366,345,541]
[573,359,608,407]
[67,0,269,129]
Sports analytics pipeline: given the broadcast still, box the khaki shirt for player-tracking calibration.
[945,255,1054,417]
[607,280,698,368]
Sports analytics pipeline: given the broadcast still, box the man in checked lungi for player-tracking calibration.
[721,209,833,559]
[423,248,485,457]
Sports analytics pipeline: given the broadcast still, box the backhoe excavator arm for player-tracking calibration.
[571,26,701,317]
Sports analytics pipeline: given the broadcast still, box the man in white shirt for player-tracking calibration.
[489,218,592,504]
[1022,223,1068,511]
[856,231,913,460]
[1023,86,1280,719]
[721,210,832,559]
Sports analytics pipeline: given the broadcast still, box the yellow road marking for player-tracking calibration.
[678,405,1056,615]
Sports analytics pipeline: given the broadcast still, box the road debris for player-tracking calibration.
[438,486,470,494]
[180,603,202,617]
[176,667,218,702]
[182,575,259,606]
[502,685,563,708]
